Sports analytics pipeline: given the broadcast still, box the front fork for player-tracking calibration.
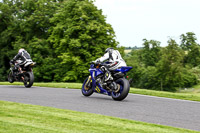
[85,76,92,90]
[10,68,14,75]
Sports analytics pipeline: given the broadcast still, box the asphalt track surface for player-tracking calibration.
[0,85,200,131]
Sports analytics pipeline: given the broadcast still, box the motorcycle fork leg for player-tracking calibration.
[84,76,92,91]
[86,76,92,86]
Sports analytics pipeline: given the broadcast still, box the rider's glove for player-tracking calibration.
[95,59,100,64]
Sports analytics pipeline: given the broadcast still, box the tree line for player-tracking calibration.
[1,0,199,92]
[125,32,200,91]
[0,0,122,82]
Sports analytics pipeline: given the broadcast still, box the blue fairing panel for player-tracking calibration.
[115,66,132,73]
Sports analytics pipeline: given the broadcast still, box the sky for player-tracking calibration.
[94,0,200,47]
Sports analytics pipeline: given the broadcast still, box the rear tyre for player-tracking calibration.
[8,71,14,83]
[82,77,93,96]
[24,72,34,88]
[112,78,130,101]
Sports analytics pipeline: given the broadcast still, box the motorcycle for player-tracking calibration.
[8,60,36,88]
[82,62,132,101]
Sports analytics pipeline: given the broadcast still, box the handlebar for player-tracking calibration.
[90,61,102,69]
[9,61,14,66]
[91,61,101,65]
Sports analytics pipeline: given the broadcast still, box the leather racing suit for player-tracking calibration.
[11,50,33,69]
[95,49,127,81]
[95,49,127,71]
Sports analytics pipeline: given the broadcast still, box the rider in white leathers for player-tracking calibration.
[10,48,33,74]
[95,47,127,81]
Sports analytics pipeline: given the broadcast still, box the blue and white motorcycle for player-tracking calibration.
[82,62,132,101]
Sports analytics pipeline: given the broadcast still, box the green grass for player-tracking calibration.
[0,100,199,133]
[129,88,200,102]
[0,82,82,89]
[0,82,200,102]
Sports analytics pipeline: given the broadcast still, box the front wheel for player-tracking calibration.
[8,70,14,83]
[23,72,34,88]
[112,78,130,101]
[82,77,94,97]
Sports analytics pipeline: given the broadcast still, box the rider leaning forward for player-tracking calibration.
[94,47,127,81]
[10,48,33,74]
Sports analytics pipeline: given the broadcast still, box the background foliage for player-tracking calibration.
[125,32,199,91]
[1,0,199,91]
[0,0,119,82]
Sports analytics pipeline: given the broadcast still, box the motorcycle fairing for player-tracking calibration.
[89,68,112,96]
[115,66,133,73]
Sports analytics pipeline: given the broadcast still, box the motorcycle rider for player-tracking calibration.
[10,48,34,75]
[94,47,127,81]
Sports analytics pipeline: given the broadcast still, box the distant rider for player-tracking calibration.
[10,48,33,74]
[94,47,127,81]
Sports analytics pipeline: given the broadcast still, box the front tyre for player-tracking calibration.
[23,72,34,88]
[112,78,130,101]
[8,70,14,83]
[82,77,94,97]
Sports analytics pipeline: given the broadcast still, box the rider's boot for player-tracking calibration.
[100,66,113,82]
[104,71,113,81]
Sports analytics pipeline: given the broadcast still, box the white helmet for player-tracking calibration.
[105,47,113,53]
[18,48,25,53]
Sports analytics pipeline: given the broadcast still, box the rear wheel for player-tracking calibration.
[8,71,14,83]
[82,77,94,96]
[23,72,34,88]
[112,78,130,101]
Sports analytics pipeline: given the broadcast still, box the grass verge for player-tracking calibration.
[0,82,82,89]
[0,100,198,133]
[129,88,200,102]
[0,82,200,102]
